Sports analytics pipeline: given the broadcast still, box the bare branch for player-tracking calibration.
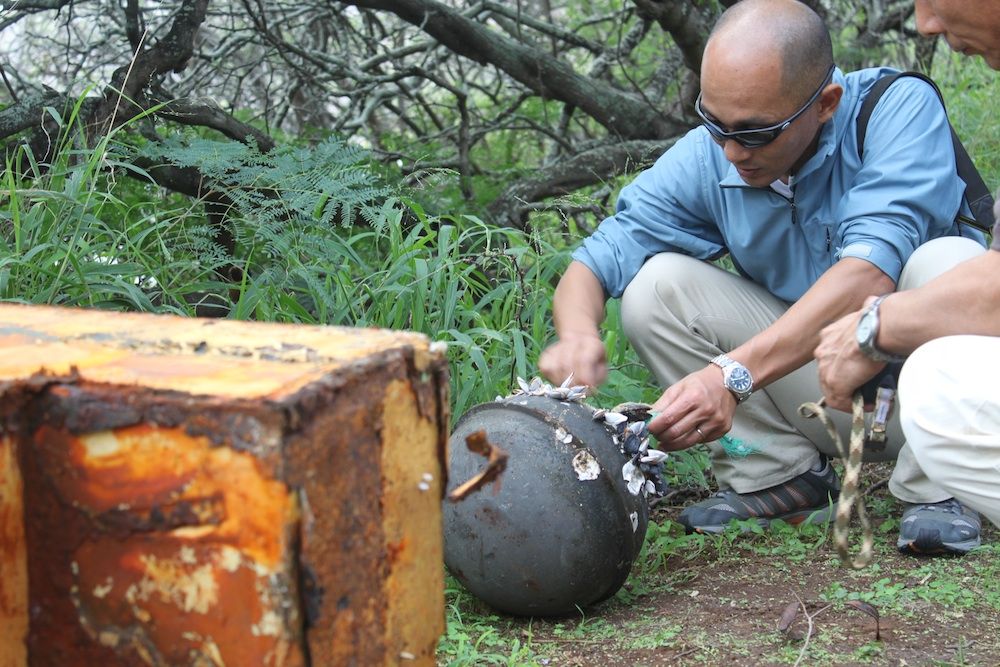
[630,0,712,75]
[0,88,67,139]
[124,0,145,53]
[156,98,276,152]
[345,0,686,140]
[487,138,677,229]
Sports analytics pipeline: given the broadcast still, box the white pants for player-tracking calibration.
[621,236,985,500]
[899,335,1000,527]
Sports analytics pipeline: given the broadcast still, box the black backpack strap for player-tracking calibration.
[856,71,995,234]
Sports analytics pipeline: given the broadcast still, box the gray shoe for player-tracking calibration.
[678,458,840,534]
[897,498,981,556]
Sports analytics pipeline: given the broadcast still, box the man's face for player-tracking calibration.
[698,63,832,188]
[915,0,1000,69]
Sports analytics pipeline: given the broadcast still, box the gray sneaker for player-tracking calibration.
[678,458,840,534]
[897,498,981,556]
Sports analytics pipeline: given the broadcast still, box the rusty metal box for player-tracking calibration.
[0,304,449,666]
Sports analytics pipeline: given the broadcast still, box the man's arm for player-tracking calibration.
[734,257,895,385]
[538,260,609,388]
[878,249,1000,347]
[817,249,1000,411]
[649,256,894,447]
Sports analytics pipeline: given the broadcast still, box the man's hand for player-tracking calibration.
[815,305,885,412]
[646,364,736,451]
[538,333,608,389]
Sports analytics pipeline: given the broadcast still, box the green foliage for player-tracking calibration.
[820,549,1000,615]
[936,54,1000,189]
[0,115,230,312]
[137,135,391,231]
[439,577,547,666]
[1,122,579,418]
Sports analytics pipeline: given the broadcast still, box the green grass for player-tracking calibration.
[936,55,1000,188]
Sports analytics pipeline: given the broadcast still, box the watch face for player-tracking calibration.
[727,367,753,394]
[856,312,877,345]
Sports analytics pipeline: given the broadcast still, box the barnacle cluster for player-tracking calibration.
[508,375,589,402]
[596,408,669,498]
[506,375,669,499]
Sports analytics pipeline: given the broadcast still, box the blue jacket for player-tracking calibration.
[574,67,985,302]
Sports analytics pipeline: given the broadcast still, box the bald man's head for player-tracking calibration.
[706,0,833,100]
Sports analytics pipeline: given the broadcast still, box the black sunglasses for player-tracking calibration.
[695,64,836,149]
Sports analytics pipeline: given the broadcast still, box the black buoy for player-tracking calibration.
[443,393,649,617]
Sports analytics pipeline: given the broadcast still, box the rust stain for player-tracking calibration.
[285,367,390,666]
[26,419,305,665]
[386,538,408,566]
[0,434,28,666]
[35,423,293,568]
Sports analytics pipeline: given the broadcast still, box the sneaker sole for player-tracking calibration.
[897,536,981,556]
[683,505,836,535]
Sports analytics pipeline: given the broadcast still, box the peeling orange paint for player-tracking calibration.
[35,423,294,568]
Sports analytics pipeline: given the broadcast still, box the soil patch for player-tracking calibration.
[444,465,1000,666]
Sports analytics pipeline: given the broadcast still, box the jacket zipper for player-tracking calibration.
[723,181,835,254]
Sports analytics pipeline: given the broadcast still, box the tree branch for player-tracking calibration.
[344,0,686,140]
[0,88,68,139]
[630,0,712,75]
[156,98,276,152]
[487,138,677,228]
[98,0,210,129]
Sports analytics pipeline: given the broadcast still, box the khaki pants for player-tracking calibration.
[620,236,985,502]
[900,335,1000,527]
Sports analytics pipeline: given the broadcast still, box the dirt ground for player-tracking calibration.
[456,465,1000,667]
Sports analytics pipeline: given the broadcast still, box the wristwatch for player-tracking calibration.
[855,295,907,363]
[710,353,754,403]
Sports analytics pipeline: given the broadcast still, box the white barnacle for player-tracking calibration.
[547,386,570,400]
[572,450,601,481]
[604,412,628,427]
[628,421,648,437]
[630,511,639,532]
[554,427,572,444]
[559,373,575,388]
[516,376,531,393]
[641,450,668,465]
[622,460,645,496]
[592,408,607,420]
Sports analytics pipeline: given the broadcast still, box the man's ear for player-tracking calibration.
[817,84,843,123]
